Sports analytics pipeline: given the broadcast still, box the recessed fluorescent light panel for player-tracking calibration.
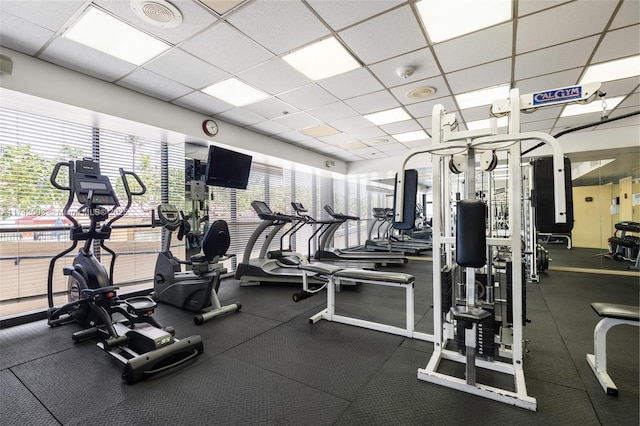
[466,116,509,130]
[561,96,624,117]
[63,6,170,65]
[580,55,640,84]
[392,130,429,142]
[202,78,269,107]
[283,37,361,81]
[456,84,510,109]
[417,0,512,43]
[364,108,411,126]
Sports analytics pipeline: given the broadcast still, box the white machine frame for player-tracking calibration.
[301,265,433,342]
[395,84,600,411]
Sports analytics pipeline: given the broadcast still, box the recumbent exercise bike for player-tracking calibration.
[47,159,203,384]
[153,203,241,325]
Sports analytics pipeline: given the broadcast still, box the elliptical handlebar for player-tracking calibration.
[105,168,146,227]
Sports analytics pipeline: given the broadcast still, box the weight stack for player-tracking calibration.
[454,315,495,358]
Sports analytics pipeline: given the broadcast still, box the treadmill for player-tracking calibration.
[306,204,407,266]
[366,208,432,255]
[234,200,326,286]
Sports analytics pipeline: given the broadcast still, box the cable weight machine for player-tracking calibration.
[395,84,596,410]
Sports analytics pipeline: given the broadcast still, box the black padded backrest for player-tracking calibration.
[201,220,231,259]
[392,169,418,230]
[533,156,574,234]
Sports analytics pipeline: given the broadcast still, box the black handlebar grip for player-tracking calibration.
[50,161,72,190]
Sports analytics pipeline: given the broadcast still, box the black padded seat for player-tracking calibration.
[334,268,414,285]
[591,303,639,321]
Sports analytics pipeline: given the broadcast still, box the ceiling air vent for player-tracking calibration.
[130,0,183,28]
[407,86,437,100]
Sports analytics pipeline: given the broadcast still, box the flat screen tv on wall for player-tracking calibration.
[205,145,252,189]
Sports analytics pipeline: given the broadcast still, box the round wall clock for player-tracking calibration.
[202,119,219,137]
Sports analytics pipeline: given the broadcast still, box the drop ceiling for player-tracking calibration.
[0,0,638,185]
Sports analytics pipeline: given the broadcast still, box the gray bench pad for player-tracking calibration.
[298,263,344,275]
[298,262,414,284]
[334,268,414,285]
[591,303,640,321]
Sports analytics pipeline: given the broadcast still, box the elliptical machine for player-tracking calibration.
[47,159,204,384]
[153,203,241,325]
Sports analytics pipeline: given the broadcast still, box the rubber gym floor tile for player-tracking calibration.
[224,311,405,401]
[335,346,601,426]
[521,306,586,389]
[224,280,327,323]
[66,354,350,426]
[9,339,210,425]
[0,369,59,426]
[0,318,80,369]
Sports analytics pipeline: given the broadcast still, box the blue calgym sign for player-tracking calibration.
[532,86,582,106]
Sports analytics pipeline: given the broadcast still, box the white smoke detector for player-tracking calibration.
[130,0,183,28]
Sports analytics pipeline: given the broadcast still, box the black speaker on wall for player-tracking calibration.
[533,156,574,234]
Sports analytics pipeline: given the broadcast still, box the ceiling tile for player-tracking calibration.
[236,58,311,95]
[215,108,264,126]
[368,48,440,88]
[434,23,512,73]
[273,112,321,130]
[307,102,358,122]
[295,139,324,149]
[318,68,384,99]
[380,120,421,135]
[180,22,273,74]
[315,144,344,154]
[318,132,356,145]
[0,0,84,31]
[39,37,137,82]
[406,97,457,119]
[344,90,400,114]
[0,12,54,55]
[403,140,429,149]
[144,48,229,90]
[518,0,572,17]
[591,25,640,64]
[227,1,329,54]
[172,91,234,115]
[610,0,640,29]
[330,116,376,133]
[243,97,299,120]
[514,36,599,81]
[246,120,291,136]
[117,69,193,102]
[95,0,217,44]
[516,0,618,54]
[307,0,403,31]
[600,77,640,99]
[374,142,407,152]
[277,84,337,110]
[348,126,387,140]
[338,5,426,65]
[447,59,511,94]
[275,130,312,144]
[389,75,449,106]
[521,118,556,133]
[515,68,582,96]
